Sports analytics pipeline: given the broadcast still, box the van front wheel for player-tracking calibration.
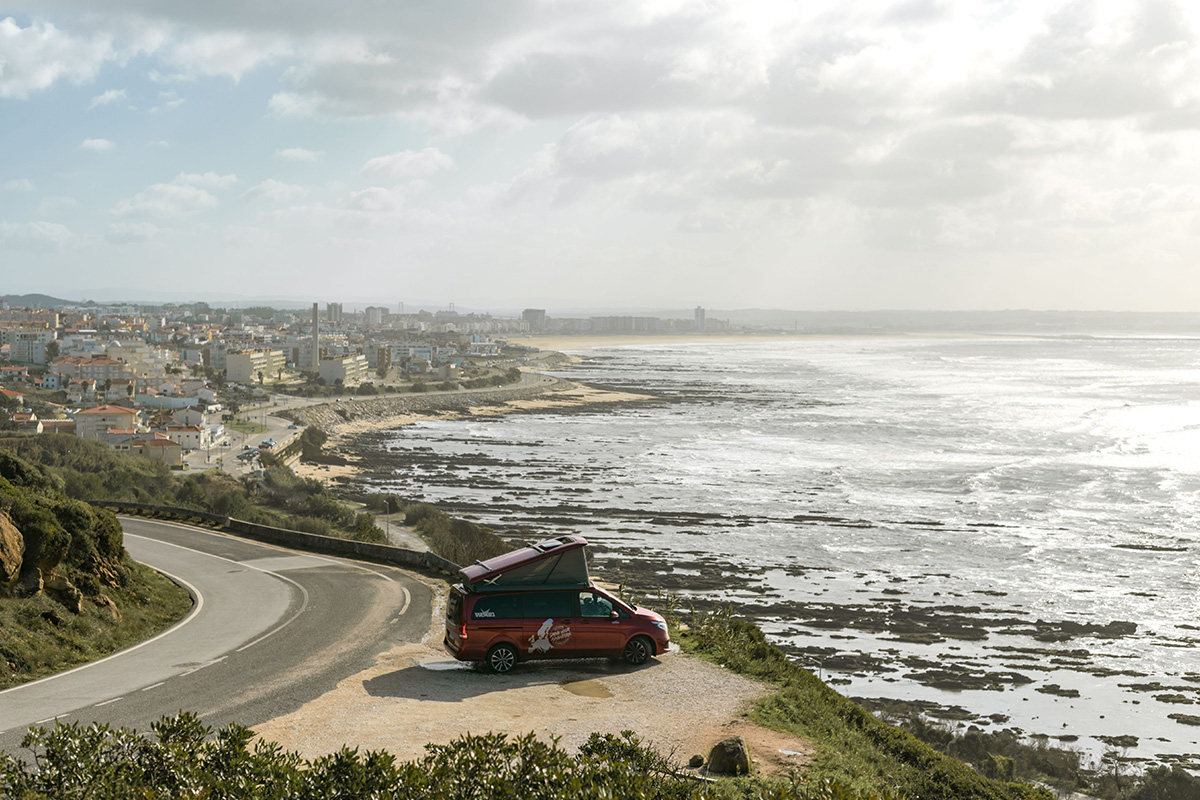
[623,635,653,666]
[486,643,517,674]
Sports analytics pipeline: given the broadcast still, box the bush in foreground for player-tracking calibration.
[0,714,899,800]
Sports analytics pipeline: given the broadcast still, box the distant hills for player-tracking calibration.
[1,293,75,309]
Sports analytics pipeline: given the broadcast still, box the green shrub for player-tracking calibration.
[681,609,1052,800]
[403,503,509,566]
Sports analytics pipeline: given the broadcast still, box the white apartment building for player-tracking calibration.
[1,328,56,364]
[52,356,136,383]
[319,354,370,387]
[226,350,286,383]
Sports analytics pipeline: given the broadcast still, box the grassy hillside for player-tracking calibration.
[0,448,191,690]
[0,435,386,542]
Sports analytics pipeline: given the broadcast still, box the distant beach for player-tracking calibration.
[292,373,653,485]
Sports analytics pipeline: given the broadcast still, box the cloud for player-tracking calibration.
[344,186,402,212]
[150,90,185,112]
[276,147,318,161]
[176,171,238,188]
[13,0,1200,310]
[4,178,34,192]
[88,88,127,108]
[80,138,116,151]
[0,17,113,99]
[113,172,236,218]
[106,222,158,243]
[167,30,288,80]
[241,179,308,203]
[267,91,318,117]
[362,147,454,179]
[0,221,72,251]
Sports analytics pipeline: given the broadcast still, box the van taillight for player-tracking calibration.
[460,624,467,639]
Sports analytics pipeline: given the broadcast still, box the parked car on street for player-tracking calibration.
[443,536,670,673]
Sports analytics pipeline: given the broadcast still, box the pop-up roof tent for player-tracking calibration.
[458,535,590,593]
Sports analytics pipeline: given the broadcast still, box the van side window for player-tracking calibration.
[579,591,614,618]
[471,594,523,620]
[523,592,573,619]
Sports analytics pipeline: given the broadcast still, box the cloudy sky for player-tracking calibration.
[3,1,1200,312]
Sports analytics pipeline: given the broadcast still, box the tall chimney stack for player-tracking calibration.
[312,302,320,372]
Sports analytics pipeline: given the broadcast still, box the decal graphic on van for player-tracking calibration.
[528,619,573,653]
[529,618,554,653]
[549,623,572,647]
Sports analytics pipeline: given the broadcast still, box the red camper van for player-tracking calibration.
[443,535,670,673]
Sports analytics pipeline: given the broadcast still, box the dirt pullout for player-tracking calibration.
[252,636,811,775]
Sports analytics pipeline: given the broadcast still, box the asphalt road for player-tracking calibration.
[0,517,434,755]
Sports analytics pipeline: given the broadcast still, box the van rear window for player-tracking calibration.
[446,590,463,622]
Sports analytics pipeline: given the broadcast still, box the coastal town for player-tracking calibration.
[0,298,716,470]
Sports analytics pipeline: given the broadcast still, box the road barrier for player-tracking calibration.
[88,500,461,576]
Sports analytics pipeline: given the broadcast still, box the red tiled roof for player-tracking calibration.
[76,404,139,415]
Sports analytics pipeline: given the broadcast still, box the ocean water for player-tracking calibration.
[359,336,1200,767]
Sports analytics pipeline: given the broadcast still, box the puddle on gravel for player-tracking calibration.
[418,659,475,672]
[561,679,613,698]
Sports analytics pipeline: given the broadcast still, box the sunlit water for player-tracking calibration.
[361,336,1200,767]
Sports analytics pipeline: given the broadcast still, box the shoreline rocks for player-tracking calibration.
[288,379,575,434]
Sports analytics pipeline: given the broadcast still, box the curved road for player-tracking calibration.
[0,517,433,753]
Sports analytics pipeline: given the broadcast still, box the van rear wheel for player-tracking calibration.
[623,635,653,666]
[486,643,517,674]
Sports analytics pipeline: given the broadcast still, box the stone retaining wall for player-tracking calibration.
[90,500,460,576]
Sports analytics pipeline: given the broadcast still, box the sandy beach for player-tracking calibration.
[511,333,812,351]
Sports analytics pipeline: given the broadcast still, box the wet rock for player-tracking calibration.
[706,735,752,775]
[1096,735,1139,749]
[1168,714,1200,726]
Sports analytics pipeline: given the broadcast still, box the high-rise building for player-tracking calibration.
[522,309,547,332]
[326,302,343,323]
[694,306,706,332]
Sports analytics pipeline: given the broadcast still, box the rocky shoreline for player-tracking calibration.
[296,363,1200,774]
[285,377,577,435]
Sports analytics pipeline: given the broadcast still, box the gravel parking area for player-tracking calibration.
[253,610,814,775]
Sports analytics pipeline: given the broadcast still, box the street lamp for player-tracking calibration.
[384,496,391,541]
